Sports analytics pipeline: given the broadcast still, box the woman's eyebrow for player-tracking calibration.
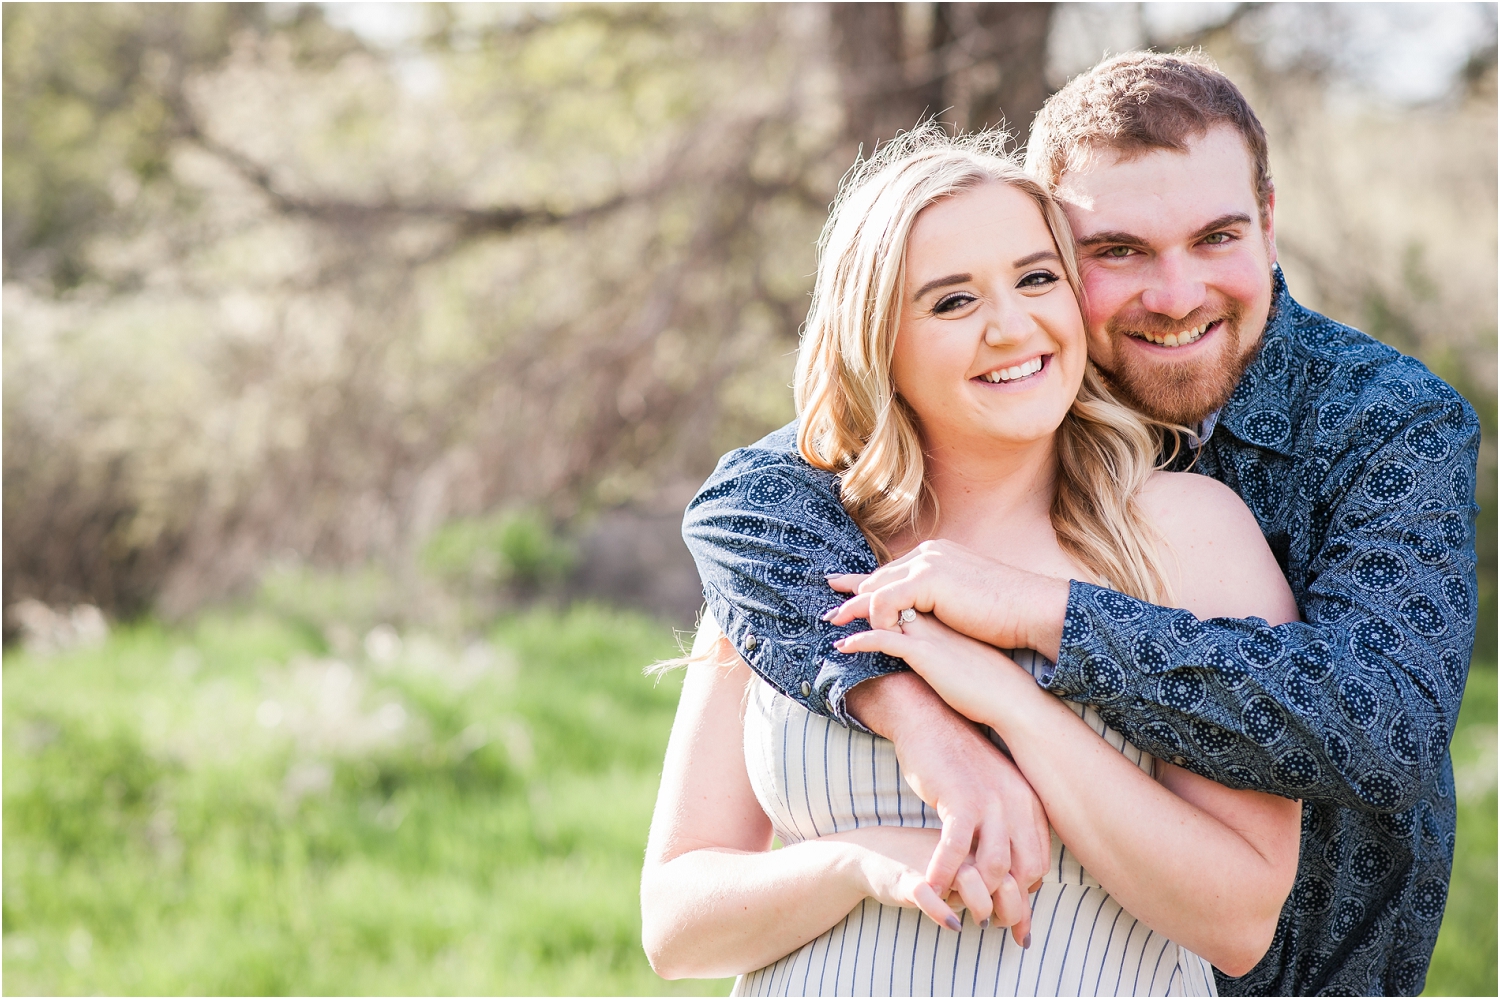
[912,273,971,299]
[1012,250,1061,268]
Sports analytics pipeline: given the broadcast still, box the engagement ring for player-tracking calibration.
[898,608,917,624]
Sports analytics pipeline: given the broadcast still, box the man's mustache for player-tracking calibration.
[1105,303,1242,338]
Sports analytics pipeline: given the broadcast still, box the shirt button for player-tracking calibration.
[800,681,813,698]
[744,635,759,652]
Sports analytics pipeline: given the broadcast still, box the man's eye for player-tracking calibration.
[933,292,976,314]
[1202,232,1232,245]
[1018,269,1059,288]
[1102,246,1134,258]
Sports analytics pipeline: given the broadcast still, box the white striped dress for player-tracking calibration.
[733,648,1217,997]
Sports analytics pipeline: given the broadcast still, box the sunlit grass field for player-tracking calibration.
[3,606,1495,996]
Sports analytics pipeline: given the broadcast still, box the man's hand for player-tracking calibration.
[848,671,1050,946]
[827,539,1069,661]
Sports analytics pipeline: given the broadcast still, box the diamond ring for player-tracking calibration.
[898,608,918,624]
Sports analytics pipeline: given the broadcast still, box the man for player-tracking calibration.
[681,51,1479,996]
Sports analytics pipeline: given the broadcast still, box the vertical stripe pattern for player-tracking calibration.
[733,648,1217,997]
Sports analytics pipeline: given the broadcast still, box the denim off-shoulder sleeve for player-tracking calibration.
[681,423,909,730]
[1046,383,1480,813]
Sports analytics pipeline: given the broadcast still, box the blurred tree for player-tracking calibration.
[3,2,1493,642]
[4,3,838,618]
[831,2,1054,153]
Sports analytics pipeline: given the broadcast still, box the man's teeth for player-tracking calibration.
[979,356,1044,383]
[1135,322,1211,347]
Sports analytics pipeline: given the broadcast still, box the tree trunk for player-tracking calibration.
[830,3,1056,155]
[938,2,1054,143]
[830,3,944,154]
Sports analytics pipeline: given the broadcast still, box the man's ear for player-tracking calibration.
[1261,188,1278,265]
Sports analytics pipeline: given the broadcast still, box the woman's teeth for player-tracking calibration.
[1136,322,1211,347]
[979,356,1044,383]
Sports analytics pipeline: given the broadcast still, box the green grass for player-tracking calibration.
[2,605,733,995]
[1423,664,1498,997]
[3,609,1494,995]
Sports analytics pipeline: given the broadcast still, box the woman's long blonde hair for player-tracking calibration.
[794,125,1179,603]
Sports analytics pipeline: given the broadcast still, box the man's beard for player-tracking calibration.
[1096,302,1257,426]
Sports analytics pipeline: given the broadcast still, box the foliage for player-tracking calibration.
[3,602,732,995]
[3,4,1494,649]
[4,2,823,617]
[1424,665,1499,997]
[421,508,575,593]
[4,602,1494,995]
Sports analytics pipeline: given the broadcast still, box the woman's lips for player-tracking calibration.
[975,354,1048,385]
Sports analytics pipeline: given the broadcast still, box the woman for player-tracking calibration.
[641,129,1300,997]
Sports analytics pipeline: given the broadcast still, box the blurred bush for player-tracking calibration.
[3,584,1492,994]
[3,3,1493,641]
[3,599,731,994]
[421,508,575,596]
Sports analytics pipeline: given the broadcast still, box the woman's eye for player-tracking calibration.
[933,292,976,314]
[1018,269,1059,288]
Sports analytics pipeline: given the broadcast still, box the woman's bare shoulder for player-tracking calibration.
[1138,470,1298,625]
[1138,469,1259,532]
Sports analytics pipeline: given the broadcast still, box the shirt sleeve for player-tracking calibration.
[681,434,910,729]
[1045,391,1480,812]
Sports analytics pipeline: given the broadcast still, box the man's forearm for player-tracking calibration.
[846,667,1053,910]
[682,428,910,726]
[1052,580,1471,811]
[847,670,976,743]
[1016,577,1068,662]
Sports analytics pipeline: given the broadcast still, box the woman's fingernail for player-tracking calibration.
[945,914,962,932]
[981,918,991,930]
[821,608,836,621]
[1023,932,1033,949]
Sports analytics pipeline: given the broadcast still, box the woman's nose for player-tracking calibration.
[983,303,1031,347]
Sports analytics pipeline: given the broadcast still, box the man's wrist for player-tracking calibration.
[846,670,961,743]
[1019,575,1071,662]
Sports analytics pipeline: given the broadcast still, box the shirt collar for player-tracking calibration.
[1212,265,1303,457]
[1190,408,1221,447]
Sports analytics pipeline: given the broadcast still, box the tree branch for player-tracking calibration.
[178,116,633,235]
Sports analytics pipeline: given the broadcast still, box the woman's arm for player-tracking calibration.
[834,474,1303,976]
[641,628,960,981]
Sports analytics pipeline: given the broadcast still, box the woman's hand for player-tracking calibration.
[833,610,1026,728]
[825,539,1071,661]
[823,825,1034,946]
[822,826,960,930]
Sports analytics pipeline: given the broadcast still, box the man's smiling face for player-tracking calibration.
[1054,125,1277,426]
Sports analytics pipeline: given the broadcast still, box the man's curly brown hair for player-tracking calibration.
[1025,50,1274,223]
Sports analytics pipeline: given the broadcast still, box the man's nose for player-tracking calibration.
[1138,252,1206,320]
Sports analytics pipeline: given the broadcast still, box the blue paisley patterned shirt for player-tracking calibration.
[681,270,1480,996]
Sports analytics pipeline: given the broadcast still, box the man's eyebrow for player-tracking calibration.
[912,273,971,299]
[1013,250,1061,268]
[1074,229,1150,249]
[1075,213,1257,250]
[1190,212,1255,240]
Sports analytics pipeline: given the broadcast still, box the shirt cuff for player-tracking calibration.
[1039,579,1097,695]
[818,657,911,734]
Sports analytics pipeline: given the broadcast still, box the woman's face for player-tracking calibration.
[892,181,1086,454]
